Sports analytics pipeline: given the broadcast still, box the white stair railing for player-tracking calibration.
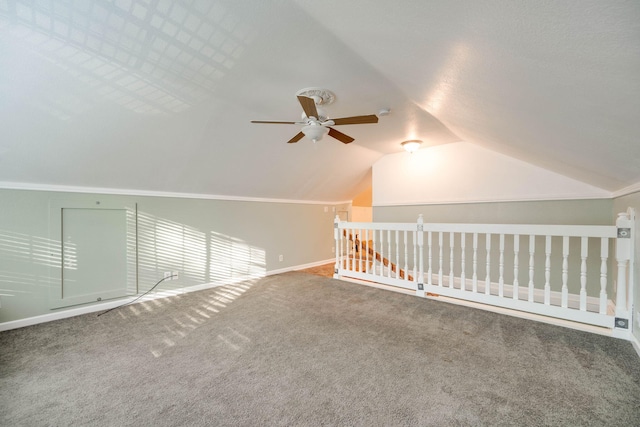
[334,209,635,335]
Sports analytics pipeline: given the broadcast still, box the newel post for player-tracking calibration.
[614,211,632,330]
[417,214,425,297]
[333,215,341,278]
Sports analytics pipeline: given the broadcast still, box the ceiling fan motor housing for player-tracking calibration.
[301,107,328,123]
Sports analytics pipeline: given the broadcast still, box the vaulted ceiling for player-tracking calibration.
[1,0,638,202]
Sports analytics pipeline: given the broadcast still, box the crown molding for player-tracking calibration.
[612,181,640,198]
[372,193,613,207]
[0,182,351,206]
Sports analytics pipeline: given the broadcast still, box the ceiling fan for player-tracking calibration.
[251,88,378,144]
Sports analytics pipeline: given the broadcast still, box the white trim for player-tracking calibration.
[293,258,336,272]
[612,182,640,198]
[427,293,617,337]
[337,265,616,327]
[334,275,618,338]
[373,194,613,207]
[271,258,336,276]
[335,276,416,296]
[631,334,640,359]
[6,180,637,205]
[0,181,351,206]
[0,259,334,332]
[342,221,616,238]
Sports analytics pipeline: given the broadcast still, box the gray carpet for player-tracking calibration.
[1,272,639,426]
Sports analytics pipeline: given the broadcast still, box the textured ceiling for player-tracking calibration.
[0,0,638,201]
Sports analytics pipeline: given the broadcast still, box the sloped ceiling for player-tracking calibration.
[0,0,638,202]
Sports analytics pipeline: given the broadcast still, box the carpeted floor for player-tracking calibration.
[1,272,639,426]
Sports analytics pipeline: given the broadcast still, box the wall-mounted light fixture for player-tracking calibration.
[401,140,422,153]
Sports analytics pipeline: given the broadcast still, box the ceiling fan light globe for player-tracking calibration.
[302,124,329,142]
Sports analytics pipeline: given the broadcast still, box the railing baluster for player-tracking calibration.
[357,229,363,274]
[395,230,399,279]
[528,235,535,302]
[353,228,357,272]
[544,235,551,305]
[599,237,608,314]
[460,232,466,291]
[334,216,340,275]
[376,230,381,276]
[472,233,478,292]
[380,229,384,275]
[427,231,432,286]
[348,228,353,271]
[340,228,344,270]
[485,233,491,295]
[561,236,569,308]
[379,230,384,276]
[499,234,505,297]
[413,230,417,283]
[449,232,455,288]
[387,229,392,277]
[361,228,365,273]
[418,217,424,295]
[340,228,347,270]
[513,234,519,300]
[580,236,588,311]
[357,228,360,272]
[365,229,370,274]
[375,230,384,276]
[353,228,360,271]
[438,232,444,286]
[372,229,377,277]
[352,228,356,272]
[403,230,408,280]
[344,228,349,271]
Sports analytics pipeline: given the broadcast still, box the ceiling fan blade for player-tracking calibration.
[328,127,355,144]
[287,132,305,144]
[330,115,379,126]
[251,120,298,124]
[297,96,319,119]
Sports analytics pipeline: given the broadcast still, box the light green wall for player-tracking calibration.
[373,199,614,225]
[613,191,640,342]
[0,188,342,324]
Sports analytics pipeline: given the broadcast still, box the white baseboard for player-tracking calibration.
[293,258,335,271]
[631,334,640,359]
[265,258,334,276]
[335,274,615,337]
[335,276,416,297]
[0,284,227,332]
[0,259,336,332]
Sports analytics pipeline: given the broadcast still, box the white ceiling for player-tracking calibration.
[1,0,638,202]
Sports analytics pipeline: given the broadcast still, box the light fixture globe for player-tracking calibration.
[401,139,422,153]
[302,124,329,143]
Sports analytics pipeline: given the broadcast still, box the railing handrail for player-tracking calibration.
[338,221,418,232]
[337,221,616,239]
